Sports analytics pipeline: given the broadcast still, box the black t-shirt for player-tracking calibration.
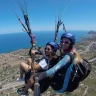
[48,56,61,69]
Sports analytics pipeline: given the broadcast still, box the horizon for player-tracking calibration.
[0,30,93,35]
[1,0,96,34]
[0,30,89,54]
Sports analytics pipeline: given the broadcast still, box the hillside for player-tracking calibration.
[0,31,96,96]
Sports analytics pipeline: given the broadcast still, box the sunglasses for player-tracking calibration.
[45,47,51,51]
[61,40,71,44]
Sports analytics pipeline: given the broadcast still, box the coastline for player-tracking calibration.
[0,30,89,54]
[0,30,96,96]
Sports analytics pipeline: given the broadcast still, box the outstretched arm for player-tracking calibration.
[46,54,71,77]
[34,54,71,81]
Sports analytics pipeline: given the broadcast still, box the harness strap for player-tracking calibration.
[55,53,75,93]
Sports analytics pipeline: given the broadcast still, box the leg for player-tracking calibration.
[17,74,35,95]
[24,74,35,92]
[19,62,31,79]
[27,58,32,65]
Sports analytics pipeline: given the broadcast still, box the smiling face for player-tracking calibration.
[45,45,54,57]
[61,38,71,51]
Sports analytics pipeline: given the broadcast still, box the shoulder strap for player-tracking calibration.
[68,52,85,75]
[67,52,75,63]
[62,52,75,68]
[56,52,75,93]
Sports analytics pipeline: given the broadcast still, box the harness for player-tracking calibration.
[50,53,75,92]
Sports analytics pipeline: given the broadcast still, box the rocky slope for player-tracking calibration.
[0,31,96,96]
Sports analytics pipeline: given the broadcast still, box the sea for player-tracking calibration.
[0,30,89,54]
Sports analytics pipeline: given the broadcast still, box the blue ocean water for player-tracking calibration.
[0,30,89,53]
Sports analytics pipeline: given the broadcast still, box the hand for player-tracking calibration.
[33,72,47,81]
[31,50,37,55]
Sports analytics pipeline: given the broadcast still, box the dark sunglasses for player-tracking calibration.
[45,47,51,51]
[61,40,71,44]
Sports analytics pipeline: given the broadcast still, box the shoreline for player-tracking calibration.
[0,30,96,95]
[0,30,90,54]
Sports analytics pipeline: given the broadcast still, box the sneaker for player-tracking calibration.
[17,88,29,95]
[17,77,25,82]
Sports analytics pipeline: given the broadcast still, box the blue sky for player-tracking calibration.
[0,0,96,34]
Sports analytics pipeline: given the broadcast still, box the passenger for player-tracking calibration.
[17,41,59,95]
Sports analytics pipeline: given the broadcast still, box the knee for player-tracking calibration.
[27,58,32,64]
[27,58,32,62]
[20,62,25,67]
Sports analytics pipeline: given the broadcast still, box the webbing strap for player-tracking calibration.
[55,62,74,93]
[55,53,75,93]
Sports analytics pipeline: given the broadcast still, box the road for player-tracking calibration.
[0,81,24,92]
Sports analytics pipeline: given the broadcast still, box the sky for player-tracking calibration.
[0,0,96,34]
